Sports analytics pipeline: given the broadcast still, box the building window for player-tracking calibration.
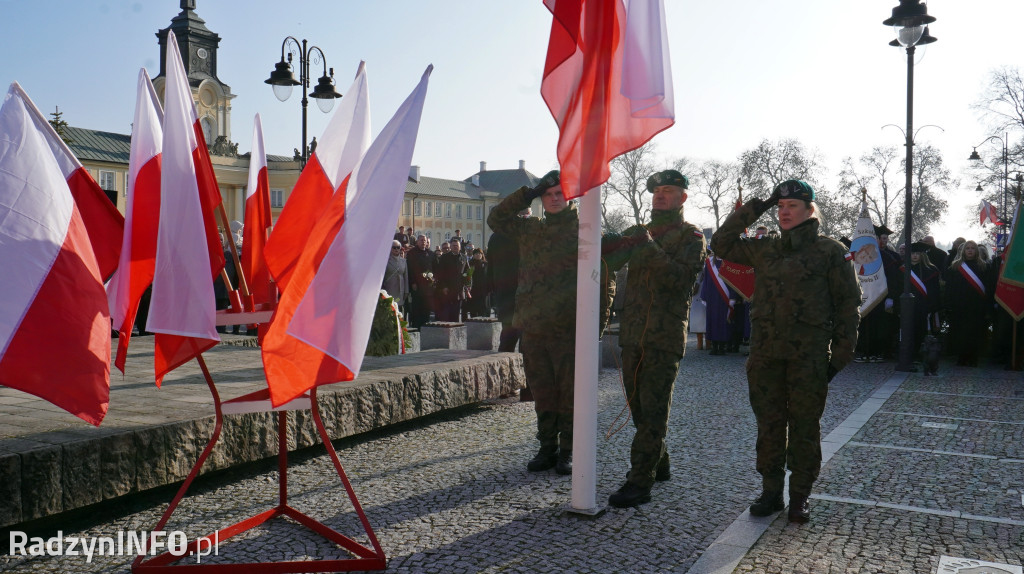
[466,233,473,244]
[424,202,432,217]
[414,200,422,216]
[445,231,451,240]
[455,204,462,219]
[445,203,452,218]
[271,189,284,208]
[403,200,411,215]
[476,205,483,220]
[98,170,116,191]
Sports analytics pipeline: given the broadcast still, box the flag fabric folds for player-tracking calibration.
[850,201,887,315]
[541,0,674,199]
[108,69,163,373]
[264,62,371,294]
[996,200,1024,320]
[243,113,273,308]
[0,82,112,425]
[980,200,1004,227]
[147,31,223,385]
[263,64,431,407]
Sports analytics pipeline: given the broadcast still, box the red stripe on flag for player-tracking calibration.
[65,167,124,279]
[192,121,226,278]
[0,207,110,425]
[243,164,273,307]
[262,170,355,406]
[264,153,336,294]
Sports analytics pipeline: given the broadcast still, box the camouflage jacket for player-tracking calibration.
[709,201,861,370]
[603,207,706,355]
[488,186,580,335]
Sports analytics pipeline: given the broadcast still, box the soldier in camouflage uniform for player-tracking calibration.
[487,170,581,476]
[601,169,706,508]
[709,179,861,523]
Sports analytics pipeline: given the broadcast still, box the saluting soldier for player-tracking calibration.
[487,170,581,476]
[602,169,706,508]
[710,179,861,523]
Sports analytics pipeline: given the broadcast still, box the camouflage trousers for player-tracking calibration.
[745,353,829,497]
[521,331,575,450]
[621,345,680,489]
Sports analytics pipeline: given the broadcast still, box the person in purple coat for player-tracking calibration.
[701,255,739,355]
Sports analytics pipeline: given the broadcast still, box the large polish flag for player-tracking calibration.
[17,83,124,279]
[542,0,675,199]
[0,82,111,425]
[242,113,273,308]
[264,62,371,294]
[263,65,431,407]
[147,31,223,385]
[108,69,163,373]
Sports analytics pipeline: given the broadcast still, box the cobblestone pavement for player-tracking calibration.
[2,343,1021,573]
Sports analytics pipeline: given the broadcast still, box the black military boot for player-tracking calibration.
[655,465,671,482]
[555,449,572,475]
[526,445,558,472]
[788,494,810,523]
[749,490,784,517]
[608,481,652,508]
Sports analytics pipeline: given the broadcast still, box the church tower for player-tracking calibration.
[152,0,236,152]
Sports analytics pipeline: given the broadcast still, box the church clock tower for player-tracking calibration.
[153,0,236,152]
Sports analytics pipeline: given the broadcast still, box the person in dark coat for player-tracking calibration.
[466,248,490,318]
[900,242,942,358]
[700,256,738,355]
[487,219,525,352]
[406,235,436,328]
[435,238,469,322]
[944,240,992,366]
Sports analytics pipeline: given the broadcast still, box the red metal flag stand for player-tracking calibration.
[132,336,386,573]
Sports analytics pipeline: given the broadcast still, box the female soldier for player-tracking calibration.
[944,240,991,366]
[709,179,861,523]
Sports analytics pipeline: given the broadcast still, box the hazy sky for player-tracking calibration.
[2,0,1022,245]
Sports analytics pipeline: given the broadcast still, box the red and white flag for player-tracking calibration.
[542,0,674,199]
[16,84,124,279]
[243,113,273,308]
[263,64,431,407]
[979,200,1003,226]
[0,82,112,425]
[147,31,224,386]
[108,69,163,373]
[264,62,371,294]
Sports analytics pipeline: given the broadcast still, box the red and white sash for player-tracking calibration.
[706,258,731,305]
[958,264,986,297]
[901,267,927,297]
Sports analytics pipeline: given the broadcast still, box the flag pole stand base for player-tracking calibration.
[132,355,386,573]
[563,504,607,518]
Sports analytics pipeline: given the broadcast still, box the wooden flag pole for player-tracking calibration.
[215,203,252,312]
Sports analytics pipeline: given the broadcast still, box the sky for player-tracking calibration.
[1,0,1022,247]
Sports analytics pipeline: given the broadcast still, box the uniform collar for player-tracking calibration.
[780,218,819,251]
[544,201,579,225]
[650,206,684,227]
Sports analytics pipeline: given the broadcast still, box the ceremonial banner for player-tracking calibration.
[719,260,755,301]
[109,68,163,373]
[979,200,1003,227]
[996,200,1024,319]
[541,0,674,199]
[0,82,112,425]
[850,201,886,315]
[263,65,431,407]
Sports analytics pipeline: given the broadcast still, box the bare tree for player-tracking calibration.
[605,142,659,226]
[599,186,632,234]
[902,145,955,238]
[838,146,902,228]
[971,66,1024,208]
[689,159,740,228]
[739,138,824,200]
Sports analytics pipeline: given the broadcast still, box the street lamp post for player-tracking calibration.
[969,132,1010,248]
[265,36,343,168]
[883,0,936,373]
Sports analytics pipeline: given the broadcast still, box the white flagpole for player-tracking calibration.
[570,186,602,513]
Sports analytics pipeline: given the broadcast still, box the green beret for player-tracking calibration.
[536,170,561,192]
[646,169,689,192]
[774,179,815,202]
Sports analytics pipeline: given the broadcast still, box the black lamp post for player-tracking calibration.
[969,132,1010,245]
[265,36,342,168]
[884,0,936,373]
